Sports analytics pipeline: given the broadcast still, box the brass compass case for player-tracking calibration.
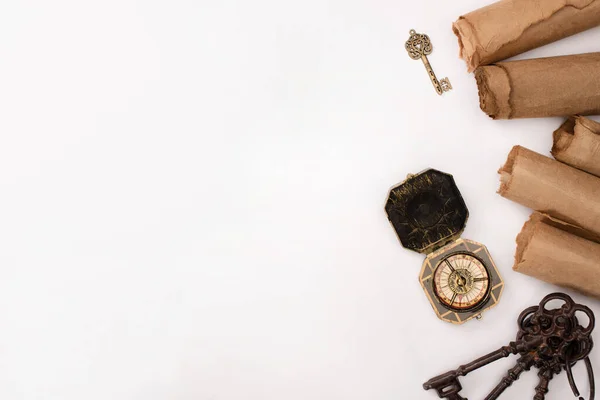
[385,169,504,324]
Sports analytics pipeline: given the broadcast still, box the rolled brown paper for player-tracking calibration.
[552,116,600,177]
[453,0,600,72]
[475,53,600,119]
[498,145,600,236]
[515,212,600,298]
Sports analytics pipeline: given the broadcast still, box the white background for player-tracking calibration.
[1,1,600,399]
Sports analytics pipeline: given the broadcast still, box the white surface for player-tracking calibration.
[1,1,600,399]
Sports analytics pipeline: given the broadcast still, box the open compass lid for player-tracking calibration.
[385,169,469,254]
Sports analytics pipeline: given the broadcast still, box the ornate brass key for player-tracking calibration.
[405,29,452,95]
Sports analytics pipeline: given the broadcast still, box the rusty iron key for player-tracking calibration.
[423,292,595,400]
[405,29,452,95]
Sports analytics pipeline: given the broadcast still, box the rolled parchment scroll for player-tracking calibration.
[498,145,600,237]
[476,53,600,119]
[552,116,600,177]
[453,0,600,72]
[515,213,600,299]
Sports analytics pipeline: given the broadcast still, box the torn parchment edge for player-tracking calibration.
[552,115,600,158]
[452,0,600,72]
[516,212,600,272]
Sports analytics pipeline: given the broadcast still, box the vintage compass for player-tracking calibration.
[385,169,504,324]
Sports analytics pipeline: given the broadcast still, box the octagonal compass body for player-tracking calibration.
[385,169,504,324]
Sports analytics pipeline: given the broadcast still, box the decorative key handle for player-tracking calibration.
[423,293,595,400]
[405,29,452,95]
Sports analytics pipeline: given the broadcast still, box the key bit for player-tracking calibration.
[405,29,452,95]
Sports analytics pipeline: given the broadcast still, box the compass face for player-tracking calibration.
[433,253,490,311]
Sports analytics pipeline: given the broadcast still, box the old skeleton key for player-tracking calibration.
[423,293,595,400]
[405,29,452,95]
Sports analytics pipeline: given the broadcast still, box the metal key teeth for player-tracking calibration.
[440,78,452,92]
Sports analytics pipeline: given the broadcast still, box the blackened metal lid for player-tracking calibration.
[385,169,469,254]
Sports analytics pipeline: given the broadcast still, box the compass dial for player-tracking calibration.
[433,253,490,311]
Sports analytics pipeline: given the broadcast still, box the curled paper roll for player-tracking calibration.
[515,213,600,299]
[453,0,600,72]
[498,145,600,236]
[552,116,600,177]
[476,53,600,119]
